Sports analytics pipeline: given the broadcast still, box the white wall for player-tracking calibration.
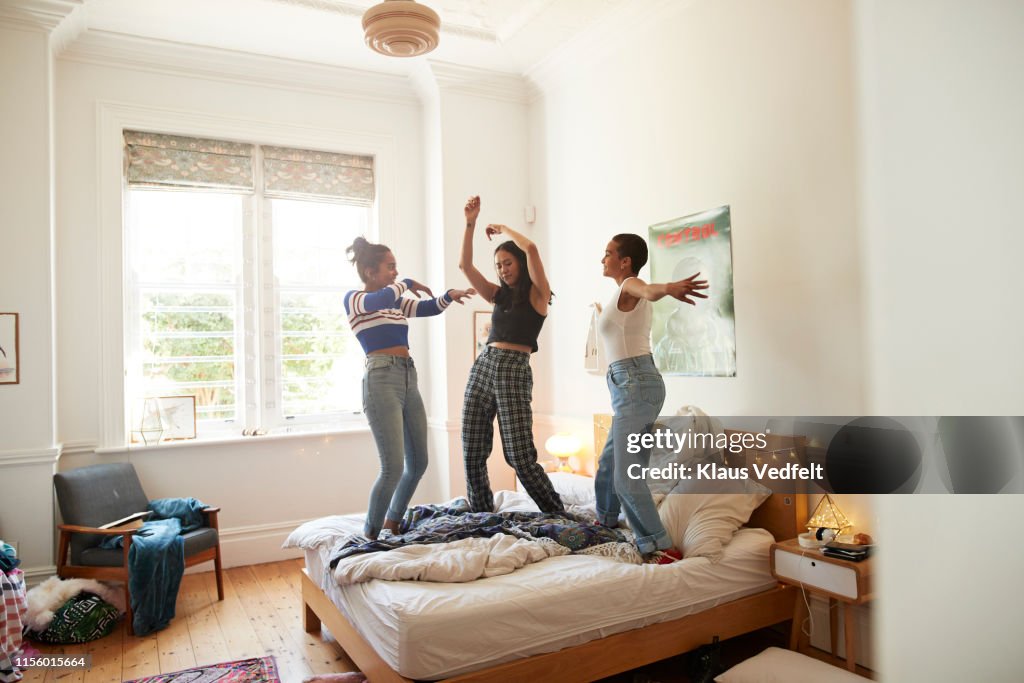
[0,26,56,451]
[0,23,59,579]
[529,0,864,432]
[858,0,1024,416]
[856,1,1024,680]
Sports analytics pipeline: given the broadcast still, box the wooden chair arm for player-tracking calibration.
[58,524,140,536]
[203,506,221,531]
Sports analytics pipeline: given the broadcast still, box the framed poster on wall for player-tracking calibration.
[0,313,19,385]
[649,206,737,376]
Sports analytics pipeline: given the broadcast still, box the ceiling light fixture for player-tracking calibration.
[362,0,440,58]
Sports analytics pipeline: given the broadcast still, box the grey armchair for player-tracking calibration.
[53,462,224,635]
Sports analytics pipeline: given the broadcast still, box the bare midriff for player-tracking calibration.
[488,341,531,354]
[368,346,410,357]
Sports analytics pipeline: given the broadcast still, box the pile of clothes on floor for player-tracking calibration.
[1,541,28,683]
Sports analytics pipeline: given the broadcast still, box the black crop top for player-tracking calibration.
[486,287,546,353]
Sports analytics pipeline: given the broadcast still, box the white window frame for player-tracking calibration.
[123,186,250,439]
[98,102,396,448]
[260,193,370,429]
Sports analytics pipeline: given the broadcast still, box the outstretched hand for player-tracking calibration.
[485,224,506,241]
[465,196,481,224]
[407,279,434,299]
[449,288,476,304]
[666,273,709,305]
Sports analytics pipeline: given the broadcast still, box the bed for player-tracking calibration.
[294,483,806,682]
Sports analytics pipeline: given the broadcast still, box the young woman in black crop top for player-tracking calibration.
[457,195,564,513]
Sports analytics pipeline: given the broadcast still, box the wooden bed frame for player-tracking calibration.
[301,488,807,683]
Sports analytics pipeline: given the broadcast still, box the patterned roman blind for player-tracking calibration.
[124,130,255,191]
[262,146,375,205]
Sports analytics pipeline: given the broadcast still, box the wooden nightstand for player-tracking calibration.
[770,538,874,673]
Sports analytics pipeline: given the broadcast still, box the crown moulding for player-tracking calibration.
[362,0,441,58]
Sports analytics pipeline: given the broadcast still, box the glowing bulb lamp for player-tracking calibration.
[362,0,440,58]
[806,493,852,537]
[545,433,582,473]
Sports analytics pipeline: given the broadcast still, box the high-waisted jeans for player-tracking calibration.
[362,355,428,538]
[595,354,672,554]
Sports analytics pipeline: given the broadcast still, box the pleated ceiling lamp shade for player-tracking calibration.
[362,0,441,58]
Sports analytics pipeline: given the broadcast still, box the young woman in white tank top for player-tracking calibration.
[595,233,708,563]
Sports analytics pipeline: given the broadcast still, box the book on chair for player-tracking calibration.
[99,510,153,529]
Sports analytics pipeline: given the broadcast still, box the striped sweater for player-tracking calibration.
[344,279,453,354]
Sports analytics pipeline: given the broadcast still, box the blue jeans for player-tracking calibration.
[362,355,428,538]
[595,354,671,554]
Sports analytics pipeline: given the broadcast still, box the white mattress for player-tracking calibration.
[304,516,777,681]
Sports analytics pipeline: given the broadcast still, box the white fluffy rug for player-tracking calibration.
[25,577,126,632]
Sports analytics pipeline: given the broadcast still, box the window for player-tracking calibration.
[123,131,375,439]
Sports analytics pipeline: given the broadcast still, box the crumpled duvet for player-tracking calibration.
[333,534,570,584]
[328,498,625,568]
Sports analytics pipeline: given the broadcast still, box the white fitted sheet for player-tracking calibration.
[303,516,777,681]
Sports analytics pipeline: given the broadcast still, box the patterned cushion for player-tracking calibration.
[27,593,120,644]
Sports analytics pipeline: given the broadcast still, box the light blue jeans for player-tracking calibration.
[362,355,428,539]
[595,354,672,554]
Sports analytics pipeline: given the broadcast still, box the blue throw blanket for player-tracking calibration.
[100,497,207,635]
[329,498,625,569]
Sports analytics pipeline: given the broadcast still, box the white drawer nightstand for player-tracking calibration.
[771,538,874,673]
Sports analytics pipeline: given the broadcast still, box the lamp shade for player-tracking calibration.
[545,433,581,457]
[806,493,852,536]
[362,0,440,58]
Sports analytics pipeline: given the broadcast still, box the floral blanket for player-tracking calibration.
[328,498,625,569]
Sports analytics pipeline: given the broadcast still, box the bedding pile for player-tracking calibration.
[324,498,632,584]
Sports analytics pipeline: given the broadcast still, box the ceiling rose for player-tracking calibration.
[362,0,441,58]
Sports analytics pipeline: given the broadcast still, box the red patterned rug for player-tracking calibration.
[123,656,279,683]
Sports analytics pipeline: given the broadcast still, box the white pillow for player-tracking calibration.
[715,647,865,682]
[547,472,596,506]
[657,478,771,560]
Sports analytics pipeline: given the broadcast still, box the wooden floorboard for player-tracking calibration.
[179,573,230,668]
[226,565,313,683]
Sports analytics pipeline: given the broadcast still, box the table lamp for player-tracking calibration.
[806,493,852,538]
[545,433,582,473]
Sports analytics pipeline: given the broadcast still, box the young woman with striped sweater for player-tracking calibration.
[344,237,474,539]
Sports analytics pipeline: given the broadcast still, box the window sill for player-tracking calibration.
[95,422,372,456]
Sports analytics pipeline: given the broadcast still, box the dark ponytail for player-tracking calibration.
[347,236,391,283]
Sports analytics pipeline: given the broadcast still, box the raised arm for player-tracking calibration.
[345,280,411,315]
[400,288,476,318]
[485,223,551,304]
[621,273,709,305]
[459,196,500,303]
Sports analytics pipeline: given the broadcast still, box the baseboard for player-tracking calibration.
[212,519,308,569]
[22,564,58,587]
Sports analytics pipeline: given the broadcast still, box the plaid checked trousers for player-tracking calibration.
[462,346,564,513]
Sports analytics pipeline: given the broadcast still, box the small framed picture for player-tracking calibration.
[0,313,19,385]
[473,310,492,360]
[159,395,197,440]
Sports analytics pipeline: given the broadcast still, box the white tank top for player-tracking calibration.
[597,277,652,364]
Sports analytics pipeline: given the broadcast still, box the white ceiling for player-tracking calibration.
[77,0,627,75]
